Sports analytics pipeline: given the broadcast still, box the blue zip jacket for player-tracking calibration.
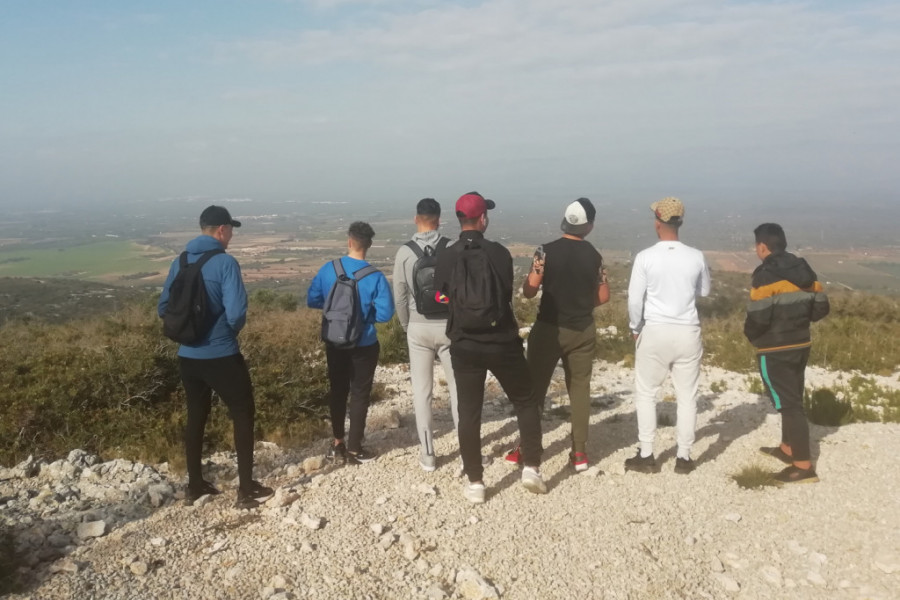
[157,235,248,359]
[307,256,395,347]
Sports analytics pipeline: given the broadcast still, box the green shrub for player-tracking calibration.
[249,289,298,312]
[0,301,329,466]
[376,317,409,365]
[804,388,853,426]
[746,377,765,395]
[732,464,778,489]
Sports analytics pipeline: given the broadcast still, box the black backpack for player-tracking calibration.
[321,259,379,348]
[405,237,450,319]
[162,249,225,345]
[448,240,504,332]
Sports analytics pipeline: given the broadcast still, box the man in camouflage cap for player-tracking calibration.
[625,197,711,475]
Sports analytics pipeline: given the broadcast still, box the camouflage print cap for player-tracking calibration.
[650,197,684,225]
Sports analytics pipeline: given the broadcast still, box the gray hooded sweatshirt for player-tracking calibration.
[392,229,453,331]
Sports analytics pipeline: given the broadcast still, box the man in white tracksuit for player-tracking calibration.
[392,198,459,472]
[625,197,711,475]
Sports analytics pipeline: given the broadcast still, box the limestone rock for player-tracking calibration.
[456,568,499,600]
[711,573,741,593]
[49,558,80,575]
[77,520,107,540]
[301,513,324,530]
[759,565,783,587]
[302,456,325,473]
[129,561,149,576]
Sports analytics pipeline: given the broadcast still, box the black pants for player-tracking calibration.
[179,353,255,491]
[758,347,811,462]
[325,342,380,452]
[451,344,542,482]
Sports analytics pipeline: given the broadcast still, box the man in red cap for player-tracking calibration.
[434,192,545,503]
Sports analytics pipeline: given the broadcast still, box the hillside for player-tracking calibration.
[2,361,899,599]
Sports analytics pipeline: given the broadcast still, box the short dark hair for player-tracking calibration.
[457,215,481,228]
[348,221,375,250]
[754,223,787,253]
[416,198,441,216]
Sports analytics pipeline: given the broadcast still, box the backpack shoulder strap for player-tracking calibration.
[193,248,225,270]
[352,265,379,280]
[332,258,347,278]
[404,240,425,258]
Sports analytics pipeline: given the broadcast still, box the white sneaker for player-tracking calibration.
[521,466,547,494]
[456,455,492,478]
[419,451,436,472]
[464,482,486,504]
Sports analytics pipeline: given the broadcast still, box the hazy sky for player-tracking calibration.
[2,0,898,208]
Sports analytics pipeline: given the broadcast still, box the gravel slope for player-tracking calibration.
[2,361,899,599]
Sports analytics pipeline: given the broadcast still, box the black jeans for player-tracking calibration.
[179,353,255,491]
[758,347,811,462]
[451,344,542,482]
[326,341,380,452]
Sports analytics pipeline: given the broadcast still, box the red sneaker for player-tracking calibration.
[570,451,589,472]
[504,446,522,465]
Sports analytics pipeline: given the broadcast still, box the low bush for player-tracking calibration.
[732,465,778,489]
[376,317,409,365]
[804,388,853,426]
[0,295,329,466]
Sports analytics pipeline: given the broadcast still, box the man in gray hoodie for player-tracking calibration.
[392,198,459,472]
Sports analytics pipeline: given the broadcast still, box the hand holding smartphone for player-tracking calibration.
[532,245,546,276]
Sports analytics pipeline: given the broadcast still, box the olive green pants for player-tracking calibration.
[527,320,596,453]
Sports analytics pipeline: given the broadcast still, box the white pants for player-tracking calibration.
[634,323,702,458]
[407,321,459,455]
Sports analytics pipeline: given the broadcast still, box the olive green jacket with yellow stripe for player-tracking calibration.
[744,251,829,353]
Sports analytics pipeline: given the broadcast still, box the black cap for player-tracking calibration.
[199,205,241,228]
[416,198,441,216]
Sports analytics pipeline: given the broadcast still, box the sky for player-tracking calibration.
[1,0,899,209]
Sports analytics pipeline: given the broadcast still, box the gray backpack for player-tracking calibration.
[321,259,379,348]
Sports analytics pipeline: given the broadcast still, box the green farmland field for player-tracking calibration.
[0,241,167,281]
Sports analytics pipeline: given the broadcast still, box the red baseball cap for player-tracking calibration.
[455,191,496,219]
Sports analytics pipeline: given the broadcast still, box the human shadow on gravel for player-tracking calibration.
[656,395,767,469]
[578,392,717,473]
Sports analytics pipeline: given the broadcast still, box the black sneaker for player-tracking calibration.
[674,457,696,474]
[326,441,347,465]
[347,447,377,465]
[773,465,819,485]
[185,480,221,506]
[624,450,657,473]
[234,481,274,509]
[759,446,793,465]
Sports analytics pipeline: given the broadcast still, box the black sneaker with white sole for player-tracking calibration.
[347,447,377,465]
[234,481,274,509]
[624,450,658,473]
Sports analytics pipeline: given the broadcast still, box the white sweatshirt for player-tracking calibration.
[627,240,711,334]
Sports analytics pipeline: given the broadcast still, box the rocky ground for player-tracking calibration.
[2,361,899,599]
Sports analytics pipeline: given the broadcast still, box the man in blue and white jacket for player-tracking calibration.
[158,205,272,509]
[308,221,394,465]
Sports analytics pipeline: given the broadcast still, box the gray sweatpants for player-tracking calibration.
[407,321,459,455]
[634,323,703,459]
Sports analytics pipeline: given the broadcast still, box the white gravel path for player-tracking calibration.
[2,361,899,599]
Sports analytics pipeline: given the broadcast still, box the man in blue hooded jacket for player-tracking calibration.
[158,205,273,509]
